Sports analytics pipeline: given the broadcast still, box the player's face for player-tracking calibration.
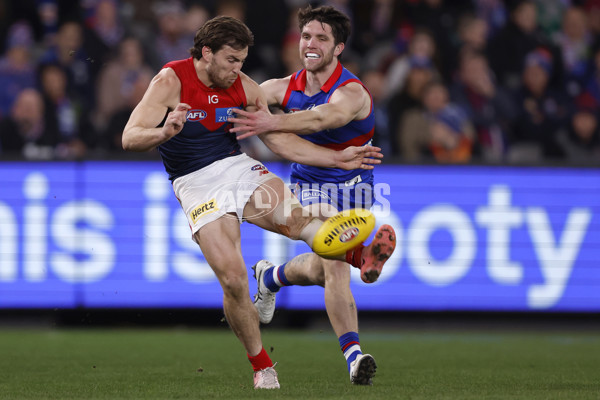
[299,20,341,73]
[206,45,247,88]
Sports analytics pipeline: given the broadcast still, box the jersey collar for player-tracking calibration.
[291,60,343,94]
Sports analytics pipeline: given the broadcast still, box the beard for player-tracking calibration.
[206,62,235,89]
[302,48,335,73]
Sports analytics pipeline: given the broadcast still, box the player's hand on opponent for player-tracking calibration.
[335,145,383,170]
[163,103,191,138]
[229,98,273,140]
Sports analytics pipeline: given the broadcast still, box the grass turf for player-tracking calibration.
[0,326,598,399]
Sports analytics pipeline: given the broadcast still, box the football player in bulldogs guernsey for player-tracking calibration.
[229,5,397,386]
[122,15,392,390]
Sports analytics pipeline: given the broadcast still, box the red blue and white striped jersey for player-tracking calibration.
[282,61,375,183]
[158,58,245,181]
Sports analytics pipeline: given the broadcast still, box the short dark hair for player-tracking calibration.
[298,5,351,45]
[189,16,254,59]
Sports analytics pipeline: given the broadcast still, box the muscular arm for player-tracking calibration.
[259,131,382,170]
[122,68,186,152]
[229,81,372,139]
[239,75,382,170]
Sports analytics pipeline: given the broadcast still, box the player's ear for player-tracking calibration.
[202,46,212,60]
[334,42,344,57]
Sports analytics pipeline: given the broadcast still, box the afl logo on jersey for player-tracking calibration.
[187,109,207,121]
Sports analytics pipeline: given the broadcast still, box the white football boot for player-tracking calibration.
[253,363,280,389]
[350,354,377,385]
[252,260,277,324]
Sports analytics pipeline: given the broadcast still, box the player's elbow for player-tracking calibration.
[121,134,133,151]
[259,133,287,157]
[122,132,143,152]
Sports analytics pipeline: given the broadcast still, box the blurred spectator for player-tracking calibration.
[215,0,246,21]
[182,3,210,43]
[584,0,600,44]
[387,58,439,155]
[84,0,124,47]
[557,93,600,163]
[582,46,600,105]
[508,48,569,162]
[38,20,100,110]
[94,36,154,134]
[399,0,472,81]
[83,0,126,65]
[280,31,302,76]
[39,63,95,159]
[447,13,489,78]
[352,0,400,55]
[533,0,572,39]
[151,1,189,68]
[0,22,37,119]
[119,0,160,43]
[398,80,474,162]
[488,0,563,91]
[362,68,392,156]
[384,29,438,99]
[240,0,289,81]
[473,0,507,39]
[429,103,475,163]
[36,0,60,46]
[450,50,516,161]
[0,88,55,159]
[101,71,152,152]
[457,13,489,54]
[553,6,593,97]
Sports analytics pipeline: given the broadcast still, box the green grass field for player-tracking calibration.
[0,326,598,399]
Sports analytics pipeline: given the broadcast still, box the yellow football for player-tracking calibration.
[312,208,376,257]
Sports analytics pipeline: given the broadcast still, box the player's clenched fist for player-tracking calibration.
[163,103,191,138]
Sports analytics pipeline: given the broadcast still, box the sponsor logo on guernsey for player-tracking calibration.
[302,189,331,201]
[339,227,360,243]
[345,175,362,187]
[288,104,315,113]
[187,109,207,121]
[216,107,239,123]
[251,164,270,176]
[323,215,369,246]
[190,199,218,223]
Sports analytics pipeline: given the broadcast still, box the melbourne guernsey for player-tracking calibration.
[282,61,375,184]
[158,58,245,181]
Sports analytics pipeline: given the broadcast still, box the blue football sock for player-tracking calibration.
[339,331,363,372]
[263,263,290,292]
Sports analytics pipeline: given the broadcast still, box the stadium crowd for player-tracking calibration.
[0,0,599,165]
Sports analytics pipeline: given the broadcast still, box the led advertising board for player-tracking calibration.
[0,162,597,311]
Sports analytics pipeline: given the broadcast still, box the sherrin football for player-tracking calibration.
[312,208,376,257]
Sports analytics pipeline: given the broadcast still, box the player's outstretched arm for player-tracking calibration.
[229,82,370,140]
[259,132,382,170]
[122,69,186,152]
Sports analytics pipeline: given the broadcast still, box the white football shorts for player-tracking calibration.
[172,153,277,241]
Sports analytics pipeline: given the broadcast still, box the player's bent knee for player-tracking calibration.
[219,271,248,299]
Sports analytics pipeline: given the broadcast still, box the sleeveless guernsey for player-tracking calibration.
[158,58,246,181]
[282,61,375,184]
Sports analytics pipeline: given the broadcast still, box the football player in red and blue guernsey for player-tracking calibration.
[230,5,397,386]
